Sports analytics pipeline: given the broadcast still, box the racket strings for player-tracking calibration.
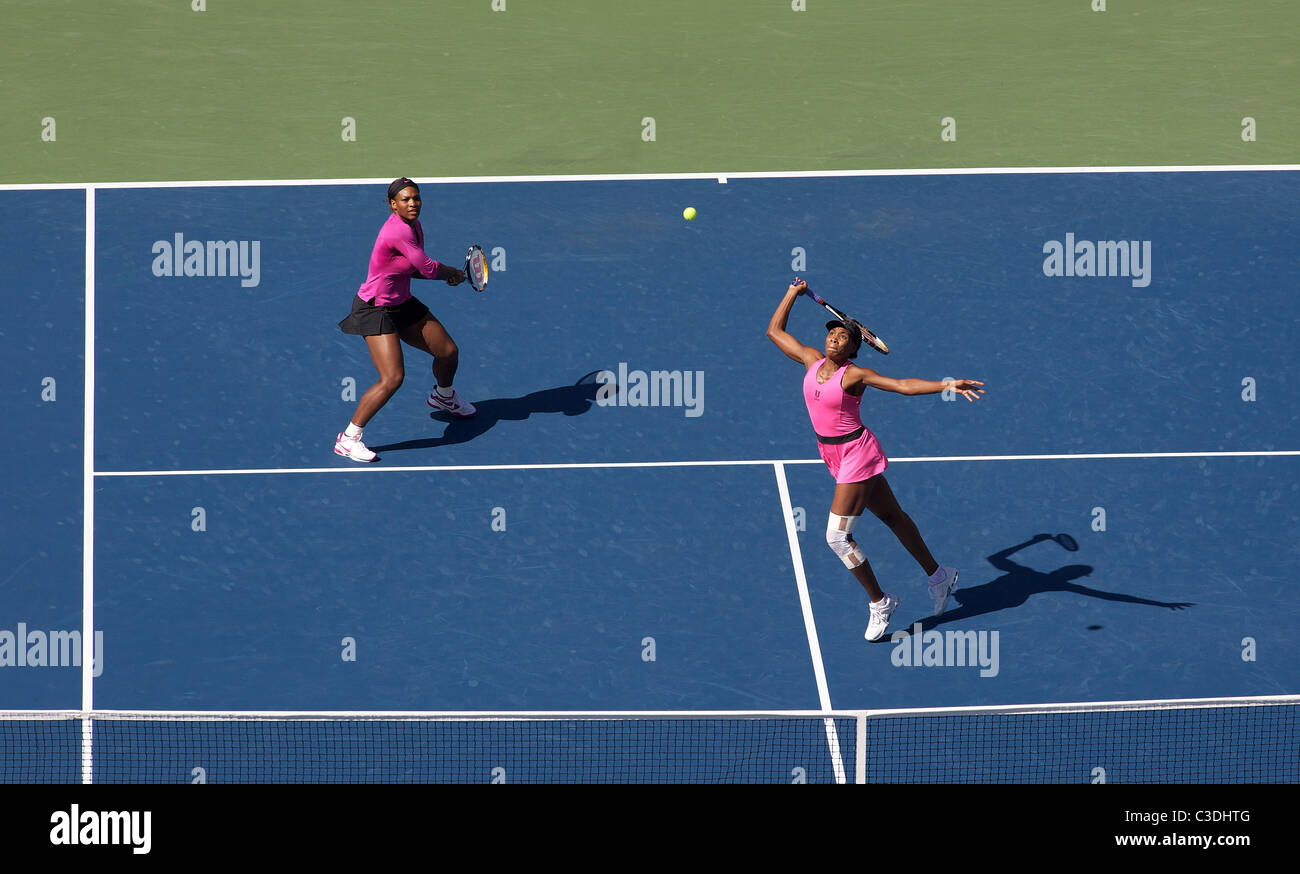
[466,246,488,291]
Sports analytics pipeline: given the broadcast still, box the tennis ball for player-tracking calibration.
[683,207,697,221]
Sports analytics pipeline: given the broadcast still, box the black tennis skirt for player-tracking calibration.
[338,294,431,336]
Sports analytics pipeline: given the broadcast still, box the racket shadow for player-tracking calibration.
[368,371,610,453]
[899,532,1196,634]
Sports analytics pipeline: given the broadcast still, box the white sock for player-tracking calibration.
[435,385,454,399]
[928,566,946,583]
[344,422,363,438]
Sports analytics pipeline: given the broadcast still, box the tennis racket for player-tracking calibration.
[465,245,488,292]
[802,285,889,355]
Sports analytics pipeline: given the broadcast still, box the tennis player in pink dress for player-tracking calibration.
[335,177,477,462]
[767,277,985,642]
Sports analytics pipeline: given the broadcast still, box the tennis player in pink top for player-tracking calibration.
[335,177,476,462]
[767,277,985,642]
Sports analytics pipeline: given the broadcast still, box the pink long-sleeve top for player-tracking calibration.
[356,214,442,306]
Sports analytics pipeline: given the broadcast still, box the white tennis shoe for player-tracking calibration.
[334,432,377,463]
[427,388,477,418]
[864,593,899,642]
[928,567,959,616]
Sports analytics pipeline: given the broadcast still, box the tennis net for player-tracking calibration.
[2,695,1296,784]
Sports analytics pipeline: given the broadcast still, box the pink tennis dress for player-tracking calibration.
[802,358,889,484]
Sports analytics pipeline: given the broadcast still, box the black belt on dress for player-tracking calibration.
[816,426,864,445]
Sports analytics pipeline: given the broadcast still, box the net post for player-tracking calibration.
[855,711,867,784]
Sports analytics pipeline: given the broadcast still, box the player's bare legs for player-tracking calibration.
[351,333,405,428]
[858,475,940,577]
[829,479,885,601]
[405,314,476,418]
[399,314,457,388]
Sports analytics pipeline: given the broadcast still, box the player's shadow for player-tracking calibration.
[906,533,1195,632]
[369,370,612,453]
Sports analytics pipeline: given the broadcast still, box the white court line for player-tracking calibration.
[81,187,96,785]
[1,164,1297,192]
[7,692,1294,720]
[92,449,1300,478]
[773,463,846,784]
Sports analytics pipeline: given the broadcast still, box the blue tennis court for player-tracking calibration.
[2,169,1298,780]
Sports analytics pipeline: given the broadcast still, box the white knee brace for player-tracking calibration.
[826,513,866,569]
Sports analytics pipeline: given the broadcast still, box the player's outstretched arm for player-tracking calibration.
[846,369,986,401]
[766,278,822,366]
